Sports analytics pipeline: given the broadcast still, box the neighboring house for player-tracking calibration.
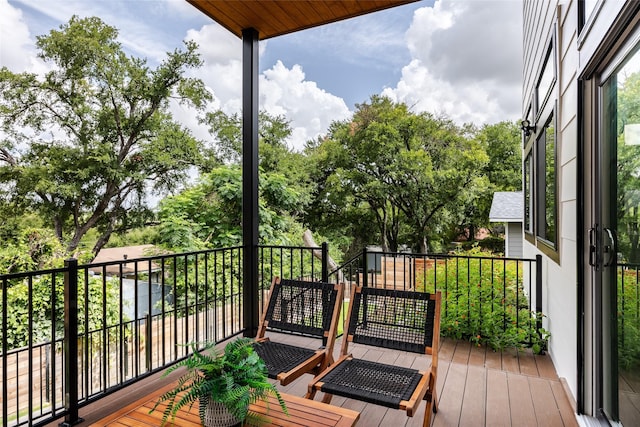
[89,244,162,283]
[489,191,523,257]
[523,1,640,425]
[90,245,170,320]
[120,278,173,321]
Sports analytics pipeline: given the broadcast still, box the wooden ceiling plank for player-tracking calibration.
[247,1,293,38]
[276,1,320,31]
[186,0,419,40]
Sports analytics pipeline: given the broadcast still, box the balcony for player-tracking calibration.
[81,333,577,427]
[1,245,561,426]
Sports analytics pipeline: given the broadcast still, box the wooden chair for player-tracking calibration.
[306,286,441,427]
[254,277,344,386]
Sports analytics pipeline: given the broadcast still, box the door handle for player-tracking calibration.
[603,228,617,267]
[589,227,598,269]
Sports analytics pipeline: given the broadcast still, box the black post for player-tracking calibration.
[535,255,543,335]
[321,242,329,283]
[242,27,260,338]
[61,258,83,426]
[321,242,329,346]
[145,314,152,371]
[362,247,368,288]
[361,247,369,326]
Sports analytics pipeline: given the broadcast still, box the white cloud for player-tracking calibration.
[186,23,351,151]
[383,0,522,125]
[186,23,242,65]
[10,0,192,63]
[260,61,351,149]
[0,0,42,73]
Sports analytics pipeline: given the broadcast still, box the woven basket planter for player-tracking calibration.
[202,401,241,427]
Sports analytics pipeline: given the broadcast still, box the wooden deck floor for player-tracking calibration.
[85,335,578,427]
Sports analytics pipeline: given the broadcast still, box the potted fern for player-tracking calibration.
[151,338,287,426]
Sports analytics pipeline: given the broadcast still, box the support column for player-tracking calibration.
[242,27,259,337]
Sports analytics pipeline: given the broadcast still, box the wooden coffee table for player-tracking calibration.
[247,393,359,426]
[90,382,360,427]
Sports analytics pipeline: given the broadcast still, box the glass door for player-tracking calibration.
[598,46,640,425]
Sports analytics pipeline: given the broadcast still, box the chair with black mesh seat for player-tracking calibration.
[254,277,344,386]
[306,285,441,427]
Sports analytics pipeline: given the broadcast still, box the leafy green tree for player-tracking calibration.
[0,227,67,274]
[157,165,305,252]
[479,121,522,191]
[308,95,488,253]
[203,109,310,183]
[0,16,211,257]
[457,121,521,240]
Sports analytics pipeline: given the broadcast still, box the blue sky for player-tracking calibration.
[1,0,522,150]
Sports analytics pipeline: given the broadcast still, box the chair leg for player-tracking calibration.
[321,392,334,404]
[305,388,317,400]
[433,389,438,413]
[423,400,432,427]
[423,388,437,427]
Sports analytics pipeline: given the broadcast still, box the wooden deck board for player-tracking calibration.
[451,341,471,365]
[467,343,486,367]
[507,374,536,427]
[432,362,466,427]
[501,348,520,373]
[529,376,564,427]
[549,381,579,427]
[534,352,558,379]
[518,348,540,377]
[485,369,510,426]
[458,365,486,427]
[86,337,577,427]
[484,347,502,371]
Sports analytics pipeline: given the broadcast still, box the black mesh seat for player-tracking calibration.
[254,341,316,379]
[307,286,441,427]
[255,277,344,386]
[319,358,423,407]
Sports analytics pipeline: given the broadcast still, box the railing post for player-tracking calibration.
[535,255,543,335]
[320,242,330,346]
[62,258,83,426]
[362,247,368,288]
[321,242,329,283]
[145,314,152,371]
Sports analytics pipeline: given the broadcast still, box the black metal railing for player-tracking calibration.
[328,249,543,348]
[0,245,322,427]
[1,243,541,426]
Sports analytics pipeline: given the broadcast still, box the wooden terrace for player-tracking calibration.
[69,335,578,427]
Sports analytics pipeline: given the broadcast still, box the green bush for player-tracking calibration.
[415,252,549,353]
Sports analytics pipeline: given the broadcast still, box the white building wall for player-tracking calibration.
[522,0,578,402]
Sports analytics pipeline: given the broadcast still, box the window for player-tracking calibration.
[535,114,556,246]
[524,153,533,234]
[536,46,555,112]
[579,0,599,32]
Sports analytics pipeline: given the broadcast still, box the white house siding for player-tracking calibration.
[522,0,579,402]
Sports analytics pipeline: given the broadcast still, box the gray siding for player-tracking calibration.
[506,222,523,258]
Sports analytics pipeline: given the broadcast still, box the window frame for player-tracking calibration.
[524,34,560,262]
[535,110,558,250]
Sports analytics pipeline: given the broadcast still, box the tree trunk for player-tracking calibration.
[92,219,116,259]
[302,229,343,283]
[419,236,429,254]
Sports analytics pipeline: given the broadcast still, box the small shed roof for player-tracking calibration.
[186,0,419,40]
[89,245,162,276]
[489,191,523,223]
